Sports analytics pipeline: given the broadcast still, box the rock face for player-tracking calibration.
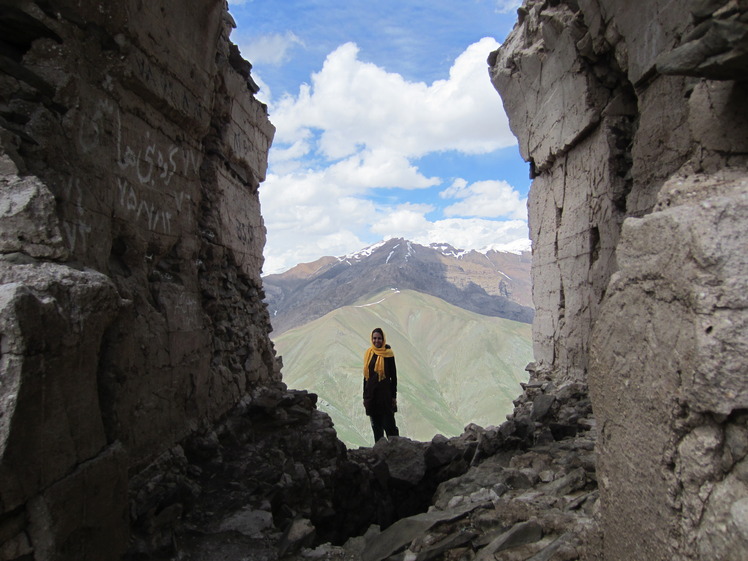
[0,1,278,559]
[490,0,748,559]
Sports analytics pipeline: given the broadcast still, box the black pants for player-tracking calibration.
[370,410,399,442]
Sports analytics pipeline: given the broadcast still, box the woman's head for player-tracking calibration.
[371,328,385,348]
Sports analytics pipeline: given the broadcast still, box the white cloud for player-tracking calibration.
[240,31,304,66]
[326,149,440,190]
[261,204,530,274]
[370,204,435,240]
[260,171,377,273]
[415,217,528,251]
[269,38,515,162]
[440,177,469,198]
[259,38,527,274]
[263,228,368,276]
[268,138,313,171]
[440,179,527,220]
[370,203,529,261]
[250,73,273,104]
[260,186,529,274]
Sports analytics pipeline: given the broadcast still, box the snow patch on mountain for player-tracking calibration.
[354,288,400,308]
[405,241,414,261]
[342,240,388,262]
[337,238,530,267]
[428,239,530,259]
[429,242,469,259]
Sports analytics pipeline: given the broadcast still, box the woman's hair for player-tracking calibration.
[371,327,384,339]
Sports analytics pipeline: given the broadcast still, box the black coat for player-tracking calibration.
[362,346,397,416]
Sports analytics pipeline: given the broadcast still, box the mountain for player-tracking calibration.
[273,288,533,448]
[263,238,533,335]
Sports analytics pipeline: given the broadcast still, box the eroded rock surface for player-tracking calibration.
[491,1,748,559]
[0,1,277,559]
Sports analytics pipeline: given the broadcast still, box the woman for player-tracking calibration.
[362,327,399,443]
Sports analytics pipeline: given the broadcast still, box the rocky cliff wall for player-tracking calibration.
[0,1,279,558]
[491,0,748,559]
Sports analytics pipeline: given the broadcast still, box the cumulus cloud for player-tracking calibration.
[261,190,530,274]
[440,178,527,220]
[260,170,376,273]
[268,139,313,171]
[366,203,529,260]
[421,217,528,250]
[259,37,528,274]
[326,150,440,190]
[263,228,368,276]
[269,38,515,161]
[370,204,435,240]
[368,203,528,254]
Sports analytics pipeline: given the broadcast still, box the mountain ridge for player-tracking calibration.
[264,238,533,334]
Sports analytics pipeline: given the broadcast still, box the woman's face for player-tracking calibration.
[372,332,384,348]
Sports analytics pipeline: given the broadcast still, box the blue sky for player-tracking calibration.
[227,0,527,274]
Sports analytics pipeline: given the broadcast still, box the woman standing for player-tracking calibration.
[362,327,399,443]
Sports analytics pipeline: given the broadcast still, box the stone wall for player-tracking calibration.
[491,0,748,559]
[0,1,279,559]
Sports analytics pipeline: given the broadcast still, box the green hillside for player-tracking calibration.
[272,289,533,448]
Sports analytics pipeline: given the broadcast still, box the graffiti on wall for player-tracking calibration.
[62,98,202,250]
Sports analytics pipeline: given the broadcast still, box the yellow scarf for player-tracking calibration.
[363,331,395,382]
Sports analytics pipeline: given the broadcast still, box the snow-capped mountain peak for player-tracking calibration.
[340,240,388,262]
